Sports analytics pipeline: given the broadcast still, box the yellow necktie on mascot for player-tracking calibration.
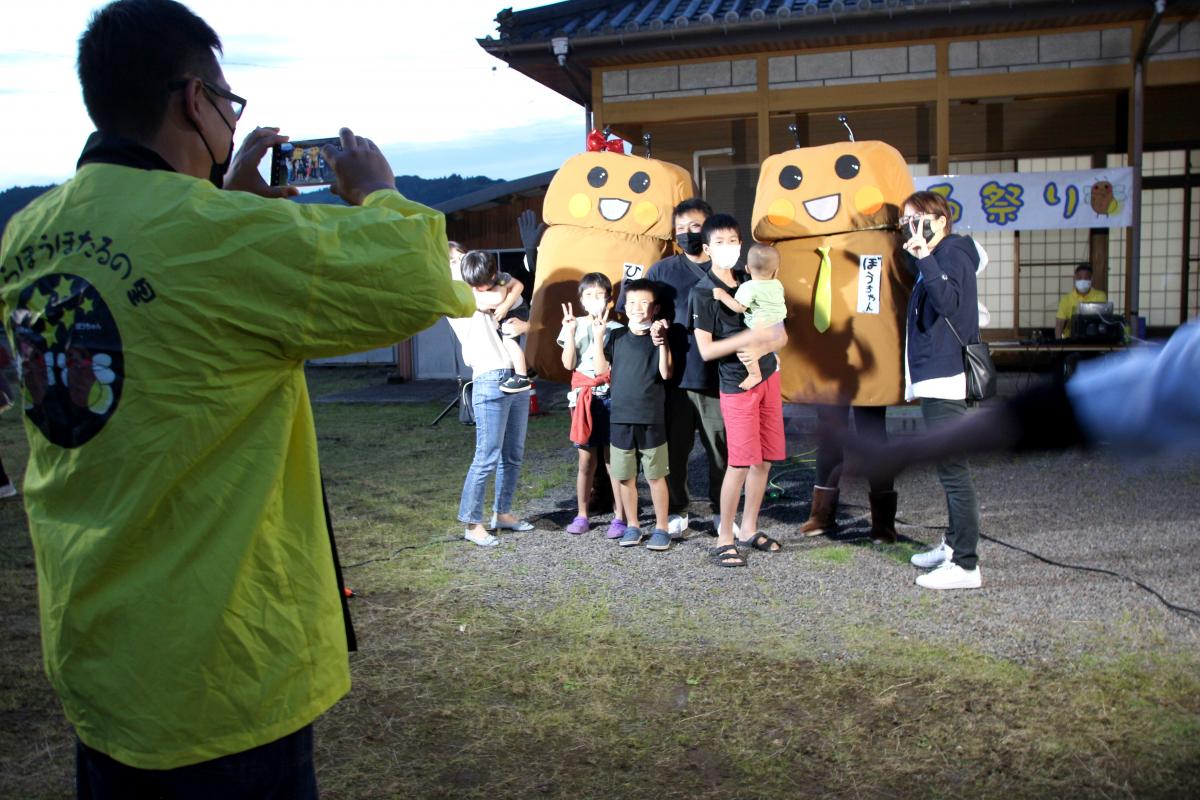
[814,245,832,333]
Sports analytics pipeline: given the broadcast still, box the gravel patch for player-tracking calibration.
[446,430,1200,666]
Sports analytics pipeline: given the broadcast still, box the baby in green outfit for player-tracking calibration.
[711,243,786,390]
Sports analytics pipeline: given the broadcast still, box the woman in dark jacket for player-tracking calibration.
[900,190,983,590]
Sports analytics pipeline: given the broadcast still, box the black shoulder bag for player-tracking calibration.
[944,318,997,402]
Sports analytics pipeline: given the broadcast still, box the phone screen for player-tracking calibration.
[270,137,340,187]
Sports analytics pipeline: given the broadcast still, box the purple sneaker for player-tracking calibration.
[606,518,627,540]
[566,515,590,535]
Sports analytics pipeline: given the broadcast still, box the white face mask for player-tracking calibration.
[710,243,741,270]
[1075,279,1092,293]
[581,298,608,317]
[628,320,651,332]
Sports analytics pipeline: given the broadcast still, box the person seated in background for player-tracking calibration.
[1056,263,1107,339]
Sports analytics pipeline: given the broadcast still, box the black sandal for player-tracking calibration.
[710,544,747,568]
[738,532,782,553]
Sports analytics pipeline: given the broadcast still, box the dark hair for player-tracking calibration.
[578,272,612,299]
[622,278,658,303]
[459,251,497,288]
[1074,262,1093,276]
[901,191,954,235]
[78,0,223,140]
[673,197,713,220]
[701,213,741,245]
[448,241,467,255]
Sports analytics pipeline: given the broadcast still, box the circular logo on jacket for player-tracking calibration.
[7,273,123,448]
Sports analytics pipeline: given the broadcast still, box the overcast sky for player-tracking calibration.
[0,0,584,190]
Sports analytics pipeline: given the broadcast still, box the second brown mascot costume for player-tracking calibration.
[752,139,915,542]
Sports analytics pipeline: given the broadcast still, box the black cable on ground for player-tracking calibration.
[342,536,461,569]
[836,500,1200,622]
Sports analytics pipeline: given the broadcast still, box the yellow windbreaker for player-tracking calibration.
[0,163,474,768]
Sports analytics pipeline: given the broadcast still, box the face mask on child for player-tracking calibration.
[710,244,741,270]
[581,298,608,317]
[628,320,652,332]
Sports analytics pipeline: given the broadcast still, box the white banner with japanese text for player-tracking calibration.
[913,167,1133,232]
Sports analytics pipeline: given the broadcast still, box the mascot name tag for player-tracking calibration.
[623,263,646,281]
[857,255,883,314]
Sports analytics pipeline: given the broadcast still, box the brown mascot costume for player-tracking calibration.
[751,130,915,542]
[527,136,695,383]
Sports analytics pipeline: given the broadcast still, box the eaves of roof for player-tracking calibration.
[479,0,1196,104]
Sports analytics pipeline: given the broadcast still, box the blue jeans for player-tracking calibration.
[457,369,529,525]
[920,398,981,569]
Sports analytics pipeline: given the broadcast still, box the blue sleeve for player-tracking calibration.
[1066,322,1200,451]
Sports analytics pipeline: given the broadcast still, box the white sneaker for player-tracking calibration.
[910,540,951,569]
[711,513,739,536]
[0,483,17,500]
[464,528,498,547]
[915,560,981,590]
[667,514,689,536]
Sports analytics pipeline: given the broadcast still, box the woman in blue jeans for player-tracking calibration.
[448,247,532,546]
[899,192,984,590]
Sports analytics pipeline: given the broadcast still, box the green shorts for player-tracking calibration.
[608,422,669,481]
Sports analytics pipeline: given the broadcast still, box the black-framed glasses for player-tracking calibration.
[898,213,934,228]
[168,78,246,121]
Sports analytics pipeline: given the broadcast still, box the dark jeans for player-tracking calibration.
[921,398,981,569]
[76,725,317,800]
[665,386,727,515]
[814,405,893,493]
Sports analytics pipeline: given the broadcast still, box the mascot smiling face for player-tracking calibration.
[528,150,694,381]
[752,140,913,240]
[542,151,691,239]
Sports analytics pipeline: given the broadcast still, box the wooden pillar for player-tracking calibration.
[757,55,771,164]
[1089,151,1110,291]
[591,70,605,134]
[935,41,951,174]
[1124,21,1144,319]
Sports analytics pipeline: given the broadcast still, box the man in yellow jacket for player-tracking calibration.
[0,1,474,796]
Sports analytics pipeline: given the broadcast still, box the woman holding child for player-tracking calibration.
[447,244,533,547]
[690,214,789,568]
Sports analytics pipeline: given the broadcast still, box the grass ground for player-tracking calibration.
[1,367,1198,799]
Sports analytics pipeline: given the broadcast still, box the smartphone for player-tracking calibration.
[270,137,340,187]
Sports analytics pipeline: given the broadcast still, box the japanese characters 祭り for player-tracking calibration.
[528,149,695,382]
[752,140,915,405]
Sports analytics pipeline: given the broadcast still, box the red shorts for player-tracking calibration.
[719,371,786,467]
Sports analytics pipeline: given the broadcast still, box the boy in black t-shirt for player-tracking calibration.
[594,279,674,550]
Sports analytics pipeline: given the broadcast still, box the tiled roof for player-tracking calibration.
[489,0,1131,45]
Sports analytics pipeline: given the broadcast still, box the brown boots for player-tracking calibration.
[801,486,839,537]
[802,486,899,543]
[868,490,898,544]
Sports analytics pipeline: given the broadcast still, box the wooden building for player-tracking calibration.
[480,0,1200,337]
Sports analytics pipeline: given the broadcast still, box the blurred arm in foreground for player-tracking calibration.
[847,321,1200,482]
